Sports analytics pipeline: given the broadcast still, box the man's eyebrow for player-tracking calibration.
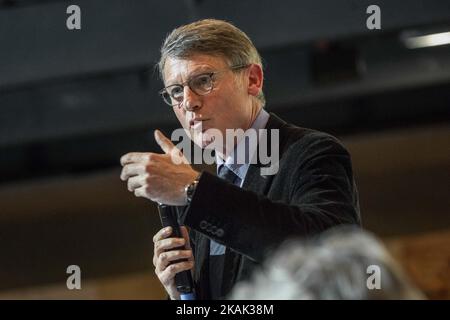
[166,66,215,86]
[190,66,215,74]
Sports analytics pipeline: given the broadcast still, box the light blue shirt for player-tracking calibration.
[216,108,270,185]
[210,108,270,255]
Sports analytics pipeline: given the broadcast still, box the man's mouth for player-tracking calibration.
[189,119,209,131]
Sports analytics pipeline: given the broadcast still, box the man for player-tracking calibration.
[120,19,360,300]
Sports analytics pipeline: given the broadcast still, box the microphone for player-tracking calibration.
[157,204,196,300]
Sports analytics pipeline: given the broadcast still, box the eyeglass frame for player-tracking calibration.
[158,64,250,107]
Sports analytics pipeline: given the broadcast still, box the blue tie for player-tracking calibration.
[218,164,239,184]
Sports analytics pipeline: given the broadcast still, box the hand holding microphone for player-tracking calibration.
[152,219,195,300]
[155,204,196,300]
[120,129,198,299]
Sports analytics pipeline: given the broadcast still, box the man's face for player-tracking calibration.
[163,54,254,150]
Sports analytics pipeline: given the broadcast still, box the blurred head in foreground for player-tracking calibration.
[230,227,424,300]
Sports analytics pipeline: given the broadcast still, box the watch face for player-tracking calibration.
[187,180,198,201]
[186,175,200,204]
[185,182,194,202]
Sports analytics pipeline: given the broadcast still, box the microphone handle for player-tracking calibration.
[158,204,195,299]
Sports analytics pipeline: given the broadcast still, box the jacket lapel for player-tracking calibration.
[221,113,287,298]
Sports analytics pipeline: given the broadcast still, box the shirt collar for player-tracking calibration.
[216,108,270,179]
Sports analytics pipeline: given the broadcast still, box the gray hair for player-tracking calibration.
[230,226,424,300]
[158,19,265,106]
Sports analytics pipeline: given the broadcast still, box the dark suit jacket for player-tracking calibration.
[175,112,361,299]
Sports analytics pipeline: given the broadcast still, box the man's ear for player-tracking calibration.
[247,64,264,97]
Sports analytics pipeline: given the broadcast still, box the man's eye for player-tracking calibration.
[170,86,183,97]
[193,75,211,88]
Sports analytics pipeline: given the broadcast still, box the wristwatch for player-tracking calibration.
[185,173,201,204]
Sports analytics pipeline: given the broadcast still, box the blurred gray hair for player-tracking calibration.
[158,19,265,106]
[230,227,424,300]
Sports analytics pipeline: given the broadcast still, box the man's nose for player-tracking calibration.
[182,86,202,111]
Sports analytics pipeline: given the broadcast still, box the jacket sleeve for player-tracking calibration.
[179,133,360,262]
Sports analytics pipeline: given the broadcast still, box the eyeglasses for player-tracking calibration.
[159,64,249,107]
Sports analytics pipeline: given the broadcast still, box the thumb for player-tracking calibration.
[180,226,193,260]
[154,129,175,154]
[154,129,189,165]
[180,226,191,248]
